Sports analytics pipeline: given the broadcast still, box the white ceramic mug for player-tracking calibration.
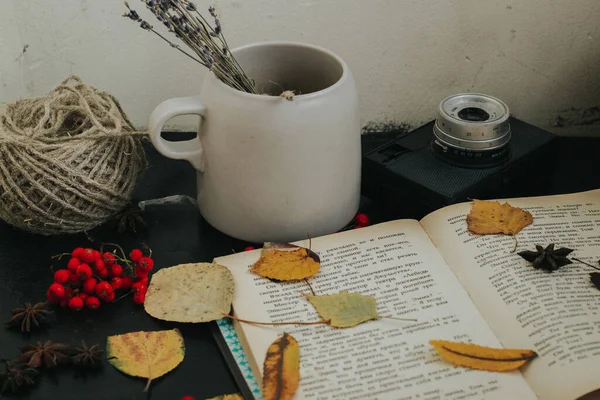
[148,41,361,243]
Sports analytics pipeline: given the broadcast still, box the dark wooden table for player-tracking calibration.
[0,132,598,399]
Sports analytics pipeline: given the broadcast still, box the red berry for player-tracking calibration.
[130,248,143,263]
[72,247,85,259]
[80,248,96,264]
[121,276,133,290]
[76,263,93,280]
[83,278,97,294]
[85,296,101,310]
[244,246,255,251]
[111,277,123,290]
[104,291,116,302]
[60,297,69,308]
[181,397,195,400]
[137,276,149,286]
[133,292,145,305]
[67,258,81,273]
[102,252,116,265]
[46,290,60,304]
[138,257,154,272]
[48,283,65,299]
[68,296,84,311]
[69,272,81,285]
[135,266,149,279]
[92,249,101,261]
[64,287,74,298]
[54,269,70,284]
[97,268,109,279]
[94,259,105,272]
[355,213,369,227]
[78,293,88,301]
[95,281,113,299]
[131,282,147,295]
[111,264,124,277]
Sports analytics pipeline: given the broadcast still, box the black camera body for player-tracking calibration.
[361,117,558,220]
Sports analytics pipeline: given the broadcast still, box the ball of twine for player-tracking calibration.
[0,75,147,235]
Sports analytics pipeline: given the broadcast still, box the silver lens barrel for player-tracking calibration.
[433,122,511,151]
[433,93,511,151]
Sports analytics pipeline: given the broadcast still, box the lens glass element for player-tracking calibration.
[457,107,490,122]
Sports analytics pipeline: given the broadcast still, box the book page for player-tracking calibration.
[421,189,600,400]
[215,220,536,399]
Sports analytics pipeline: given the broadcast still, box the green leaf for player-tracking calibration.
[302,291,379,328]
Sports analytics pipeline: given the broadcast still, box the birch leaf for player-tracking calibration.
[302,291,378,328]
[429,340,537,372]
[263,333,300,400]
[106,329,185,391]
[144,262,234,323]
[250,242,320,281]
[467,199,533,235]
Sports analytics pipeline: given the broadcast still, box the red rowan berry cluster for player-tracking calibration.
[46,245,154,310]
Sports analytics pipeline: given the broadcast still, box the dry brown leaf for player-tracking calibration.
[106,329,185,391]
[466,199,533,235]
[263,333,300,400]
[144,262,234,323]
[429,340,537,372]
[250,242,320,281]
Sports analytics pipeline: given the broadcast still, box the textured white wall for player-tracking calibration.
[1,0,599,135]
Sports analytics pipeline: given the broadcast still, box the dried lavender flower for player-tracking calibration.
[123,2,141,20]
[157,0,170,12]
[121,0,257,93]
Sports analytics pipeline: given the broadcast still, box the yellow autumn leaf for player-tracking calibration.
[263,333,300,400]
[429,340,537,372]
[466,199,533,235]
[250,243,320,281]
[302,291,379,328]
[106,328,185,391]
[205,394,244,400]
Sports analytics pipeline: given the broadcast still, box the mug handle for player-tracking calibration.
[148,95,206,171]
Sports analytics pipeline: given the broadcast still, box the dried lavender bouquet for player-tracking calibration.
[123,0,257,94]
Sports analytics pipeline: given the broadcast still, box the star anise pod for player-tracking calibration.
[70,340,104,366]
[0,361,38,394]
[18,340,71,368]
[518,243,573,272]
[116,205,146,233]
[5,301,54,333]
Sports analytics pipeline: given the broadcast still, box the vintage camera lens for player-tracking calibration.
[431,93,511,168]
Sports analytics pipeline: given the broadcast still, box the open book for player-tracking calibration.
[214,189,600,400]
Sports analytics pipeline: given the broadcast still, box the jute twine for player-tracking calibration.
[0,75,147,235]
